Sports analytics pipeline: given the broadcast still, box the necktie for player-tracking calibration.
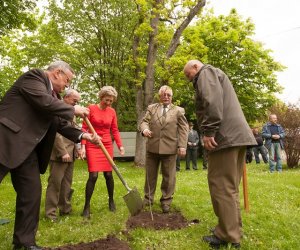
[162,104,167,123]
[162,105,167,117]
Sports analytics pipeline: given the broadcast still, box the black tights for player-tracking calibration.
[83,171,114,209]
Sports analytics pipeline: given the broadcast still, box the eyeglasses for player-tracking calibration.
[160,92,172,98]
[59,70,71,85]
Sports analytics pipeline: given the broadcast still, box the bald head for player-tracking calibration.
[183,60,204,81]
[269,114,278,124]
[63,89,80,106]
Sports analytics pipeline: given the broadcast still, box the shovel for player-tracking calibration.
[83,117,143,216]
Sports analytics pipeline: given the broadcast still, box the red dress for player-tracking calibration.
[82,104,122,172]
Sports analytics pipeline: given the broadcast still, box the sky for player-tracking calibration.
[207,0,300,104]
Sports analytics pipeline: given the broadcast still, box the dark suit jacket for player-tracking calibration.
[0,69,82,173]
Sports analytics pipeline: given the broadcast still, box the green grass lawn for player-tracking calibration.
[0,159,299,250]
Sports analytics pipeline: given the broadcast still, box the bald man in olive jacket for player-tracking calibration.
[184,60,256,249]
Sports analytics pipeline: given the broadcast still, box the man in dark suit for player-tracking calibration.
[139,85,188,213]
[0,61,100,250]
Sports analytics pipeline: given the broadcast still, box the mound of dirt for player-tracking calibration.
[45,211,199,249]
[126,211,197,230]
[45,235,130,250]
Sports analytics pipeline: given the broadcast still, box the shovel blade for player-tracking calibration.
[123,186,143,216]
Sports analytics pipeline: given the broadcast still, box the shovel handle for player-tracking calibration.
[83,116,131,192]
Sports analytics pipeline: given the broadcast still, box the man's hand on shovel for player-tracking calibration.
[81,132,102,145]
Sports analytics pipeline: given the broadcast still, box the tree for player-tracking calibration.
[46,0,138,130]
[167,9,285,123]
[0,16,62,99]
[0,0,39,99]
[0,0,36,35]
[0,2,286,167]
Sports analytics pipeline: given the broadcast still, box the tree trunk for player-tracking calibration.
[134,0,162,167]
[134,0,206,166]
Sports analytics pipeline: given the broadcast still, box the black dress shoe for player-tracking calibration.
[13,244,43,250]
[109,199,116,212]
[203,235,240,249]
[81,207,90,219]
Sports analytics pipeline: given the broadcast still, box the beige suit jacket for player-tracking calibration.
[50,133,76,162]
[140,103,188,154]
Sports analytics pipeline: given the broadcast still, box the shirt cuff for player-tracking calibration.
[78,132,85,141]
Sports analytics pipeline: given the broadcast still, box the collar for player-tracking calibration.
[192,64,207,88]
[50,80,54,91]
[161,104,170,109]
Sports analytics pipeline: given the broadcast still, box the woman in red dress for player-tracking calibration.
[81,86,125,217]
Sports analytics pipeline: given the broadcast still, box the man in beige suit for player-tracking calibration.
[184,60,256,249]
[139,85,188,213]
[45,89,82,221]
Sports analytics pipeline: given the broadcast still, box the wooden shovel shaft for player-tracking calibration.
[83,116,131,192]
[242,162,249,213]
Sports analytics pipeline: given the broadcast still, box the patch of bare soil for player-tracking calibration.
[45,211,199,249]
[126,211,199,230]
[45,235,130,250]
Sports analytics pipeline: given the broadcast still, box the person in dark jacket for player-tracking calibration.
[0,61,100,250]
[262,114,285,172]
[252,127,268,164]
[184,59,256,249]
[185,122,200,170]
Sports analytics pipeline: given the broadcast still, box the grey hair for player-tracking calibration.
[158,85,173,96]
[98,86,118,101]
[64,88,80,98]
[47,60,74,74]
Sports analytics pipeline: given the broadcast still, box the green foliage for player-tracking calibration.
[0,3,285,127]
[0,160,299,249]
[45,0,138,130]
[0,0,37,35]
[166,9,285,123]
[0,15,67,99]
